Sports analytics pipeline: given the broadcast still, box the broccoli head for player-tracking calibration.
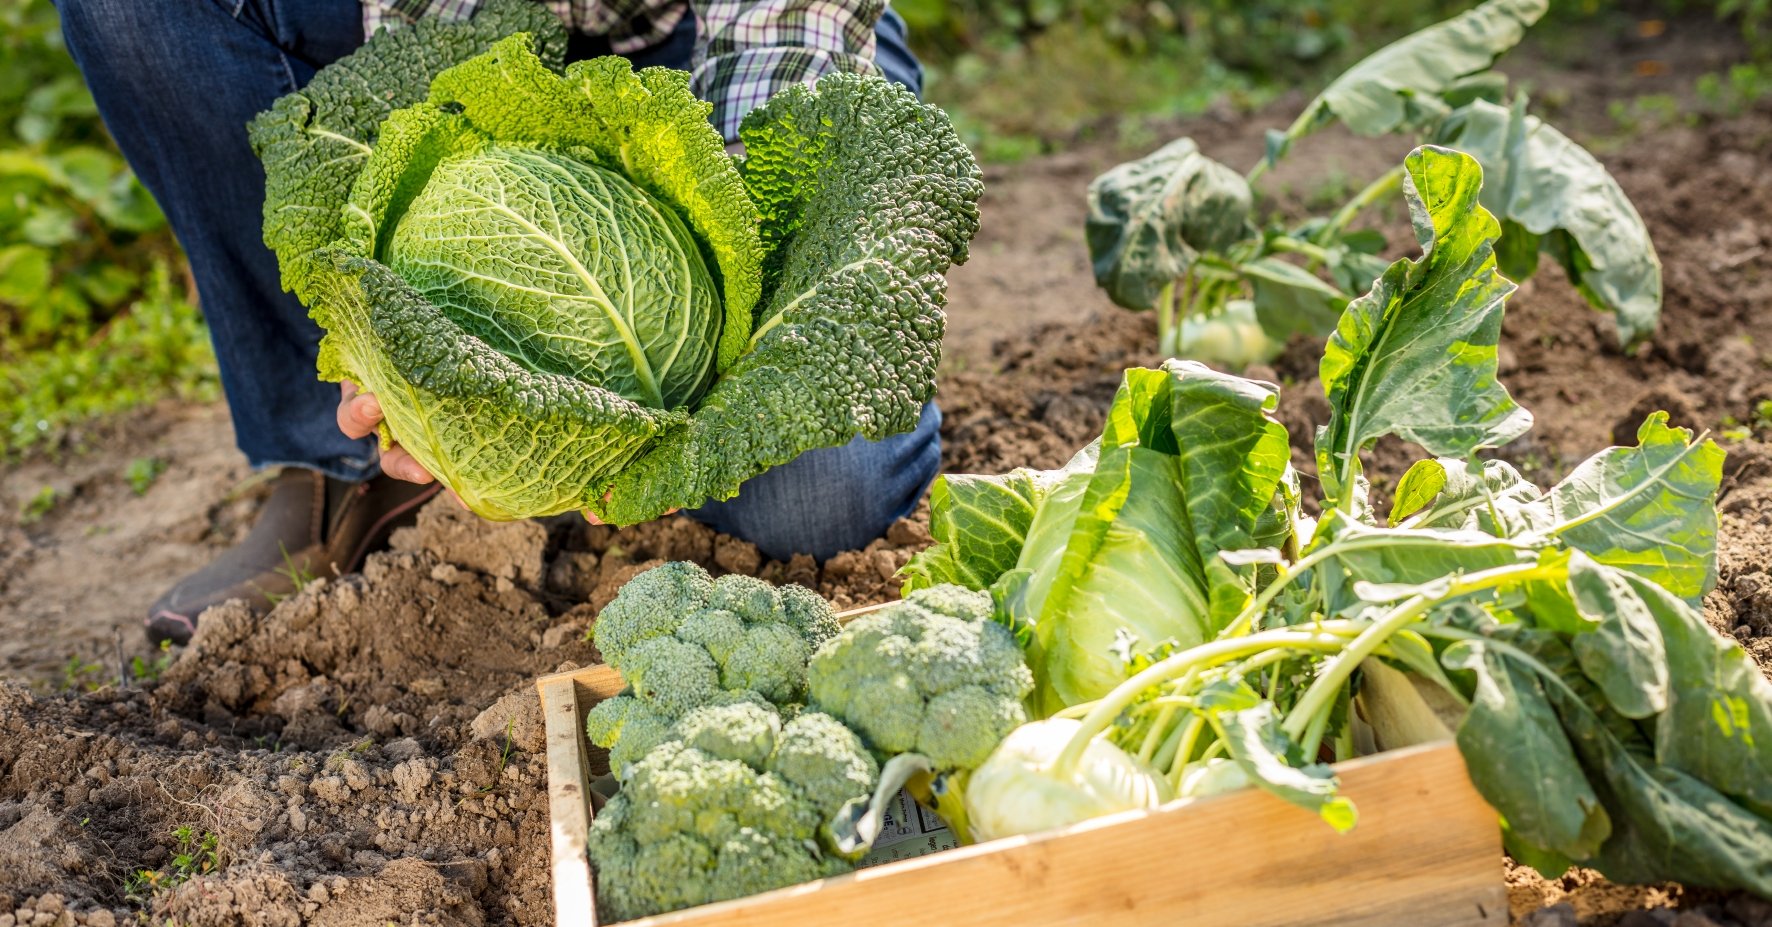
[593,562,840,706]
[808,585,1033,772]
[587,700,879,921]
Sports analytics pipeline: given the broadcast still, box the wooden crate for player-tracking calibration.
[537,662,1506,927]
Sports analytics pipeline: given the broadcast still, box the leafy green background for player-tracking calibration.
[0,0,217,460]
[1,0,1765,460]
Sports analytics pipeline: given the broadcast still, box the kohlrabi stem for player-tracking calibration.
[1054,627,1353,778]
[1266,236,1338,268]
[1167,714,1208,788]
[1298,694,1335,760]
[1245,109,1314,186]
[1314,165,1405,247]
[1279,560,1553,742]
[1157,280,1179,358]
[1138,704,1179,764]
[1220,534,1400,639]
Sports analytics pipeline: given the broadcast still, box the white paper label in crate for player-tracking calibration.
[859,788,959,866]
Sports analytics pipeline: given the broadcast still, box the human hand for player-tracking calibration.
[339,381,673,523]
[337,381,436,485]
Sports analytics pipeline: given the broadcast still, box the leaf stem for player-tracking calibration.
[1315,165,1405,247]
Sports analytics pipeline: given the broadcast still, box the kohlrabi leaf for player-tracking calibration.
[1388,459,1448,526]
[1086,138,1254,312]
[1533,643,1772,894]
[1164,360,1292,561]
[249,0,567,300]
[1443,638,1611,861]
[1390,457,1541,532]
[1316,146,1532,510]
[1566,554,1670,720]
[421,37,764,373]
[1439,97,1662,346]
[311,253,682,519]
[1522,413,1723,603]
[1218,704,1357,832]
[592,74,983,524]
[1239,256,1349,340]
[1276,0,1547,156]
[1620,572,1772,817]
[900,444,1100,593]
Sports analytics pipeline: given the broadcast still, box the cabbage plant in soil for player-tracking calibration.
[1085,0,1663,366]
[907,146,1772,896]
[250,0,981,521]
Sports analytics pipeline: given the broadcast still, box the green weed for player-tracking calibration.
[123,826,220,904]
[125,456,167,495]
[19,484,60,524]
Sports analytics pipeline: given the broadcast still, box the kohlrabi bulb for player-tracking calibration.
[964,718,1171,843]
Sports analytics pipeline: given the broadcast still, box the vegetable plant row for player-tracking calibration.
[585,144,1772,921]
[1085,0,1663,365]
[252,0,981,522]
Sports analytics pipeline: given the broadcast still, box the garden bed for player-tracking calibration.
[0,17,1770,926]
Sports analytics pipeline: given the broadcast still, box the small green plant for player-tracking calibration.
[125,456,166,495]
[260,543,319,606]
[1753,398,1772,433]
[123,826,220,904]
[59,653,107,692]
[130,640,175,683]
[19,484,60,525]
[478,720,518,794]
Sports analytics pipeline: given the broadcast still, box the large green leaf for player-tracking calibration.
[1443,638,1612,860]
[1621,573,1772,817]
[593,74,983,524]
[1280,0,1547,152]
[1566,554,1669,720]
[249,0,566,301]
[900,445,1098,593]
[1085,138,1254,312]
[1537,652,1772,893]
[1439,98,1661,346]
[1239,257,1349,340]
[1316,147,1532,509]
[1165,360,1291,561]
[1525,414,1723,602]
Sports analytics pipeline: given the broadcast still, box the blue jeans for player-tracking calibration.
[57,0,939,561]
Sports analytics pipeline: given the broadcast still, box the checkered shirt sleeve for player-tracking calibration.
[358,0,886,141]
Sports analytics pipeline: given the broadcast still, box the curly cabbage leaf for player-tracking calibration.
[250,0,981,522]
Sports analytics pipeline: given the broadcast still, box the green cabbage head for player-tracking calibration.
[250,1,981,520]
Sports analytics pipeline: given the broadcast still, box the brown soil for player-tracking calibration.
[3,12,1770,926]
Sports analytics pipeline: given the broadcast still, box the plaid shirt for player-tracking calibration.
[361,0,886,141]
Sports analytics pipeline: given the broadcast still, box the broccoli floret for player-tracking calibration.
[587,701,878,921]
[593,561,714,667]
[588,562,841,779]
[593,562,837,710]
[587,689,770,778]
[808,586,1032,772]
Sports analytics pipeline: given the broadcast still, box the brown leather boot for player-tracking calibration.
[146,469,440,645]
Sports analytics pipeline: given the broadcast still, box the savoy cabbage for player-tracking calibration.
[250,0,981,520]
